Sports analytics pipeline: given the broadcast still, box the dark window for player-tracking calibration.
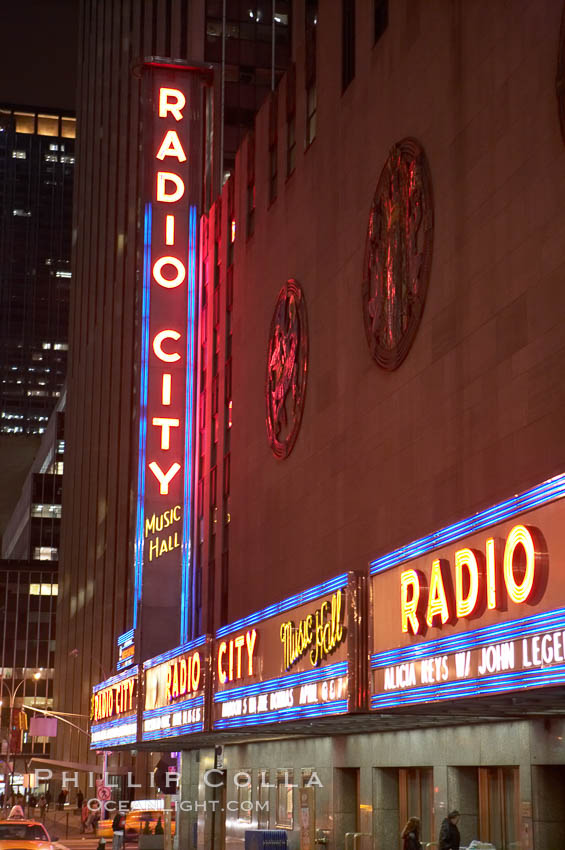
[305,2,317,146]
[374,0,388,44]
[342,0,355,90]
[268,91,278,203]
[286,63,296,176]
[226,265,234,310]
[247,132,256,237]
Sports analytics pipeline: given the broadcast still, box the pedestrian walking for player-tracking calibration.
[439,810,461,850]
[401,817,422,850]
[39,795,47,821]
[80,801,89,833]
[112,810,126,850]
[89,801,101,836]
[77,789,84,811]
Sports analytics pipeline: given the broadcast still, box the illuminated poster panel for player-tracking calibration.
[134,61,205,656]
[212,572,368,730]
[90,668,138,749]
[370,473,565,710]
[142,635,209,741]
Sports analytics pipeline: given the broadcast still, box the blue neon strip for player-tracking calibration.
[370,473,565,576]
[91,715,136,732]
[89,734,137,750]
[116,657,135,671]
[143,693,204,720]
[371,607,565,669]
[90,715,137,749]
[118,629,135,646]
[214,698,348,730]
[92,666,138,693]
[213,661,348,703]
[180,205,197,644]
[144,634,207,669]
[216,573,348,638]
[134,204,152,627]
[142,721,204,741]
[370,662,565,710]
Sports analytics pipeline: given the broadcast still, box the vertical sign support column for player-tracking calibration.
[134,59,211,663]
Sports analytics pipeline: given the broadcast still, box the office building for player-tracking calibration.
[0,559,57,795]
[2,396,65,562]
[0,105,75,436]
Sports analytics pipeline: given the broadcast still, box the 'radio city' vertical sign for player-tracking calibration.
[134,60,208,656]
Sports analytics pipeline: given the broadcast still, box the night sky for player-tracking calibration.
[0,0,78,110]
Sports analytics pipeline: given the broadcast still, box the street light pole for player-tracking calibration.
[1,672,41,808]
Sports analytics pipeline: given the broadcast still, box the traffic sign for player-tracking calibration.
[97,786,112,802]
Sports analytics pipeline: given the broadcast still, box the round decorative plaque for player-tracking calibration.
[362,138,434,370]
[265,279,308,459]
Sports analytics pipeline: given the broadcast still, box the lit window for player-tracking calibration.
[14,113,35,134]
[49,144,59,151]
[37,115,59,137]
[53,343,68,350]
[29,582,59,595]
[60,155,75,164]
[42,342,51,350]
[32,548,58,562]
[13,209,31,217]
[31,504,62,519]
[12,151,26,159]
[55,271,71,278]
[61,117,76,139]
[44,154,58,162]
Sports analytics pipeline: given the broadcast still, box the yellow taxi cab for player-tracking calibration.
[0,819,58,850]
[98,804,175,840]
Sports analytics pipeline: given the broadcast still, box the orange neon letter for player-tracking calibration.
[455,548,480,618]
[148,461,181,495]
[426,559,451,627]
[153,329,181,363]
[503,525,536,604]
[218,642,227,684]
[153,256,186,288]
[159,87,185,121]
[162,373,172,405]
[156,171,185,203]
[192,652,201,691]
[486,537,497,609]
[234,635,245,679]
[400,570,421,634]
[156,130,187,162]
[152,417,180,450]
[246,629,257,675]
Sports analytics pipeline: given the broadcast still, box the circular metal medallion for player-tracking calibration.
[265,279,308,459]
[362,138,434,370]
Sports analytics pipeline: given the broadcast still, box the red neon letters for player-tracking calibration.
[148,86,188,498]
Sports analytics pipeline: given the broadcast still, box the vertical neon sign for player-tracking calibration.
[135,61,205,657]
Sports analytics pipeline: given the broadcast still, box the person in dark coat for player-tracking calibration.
[439,810,461,850]
[401,817,422,850]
